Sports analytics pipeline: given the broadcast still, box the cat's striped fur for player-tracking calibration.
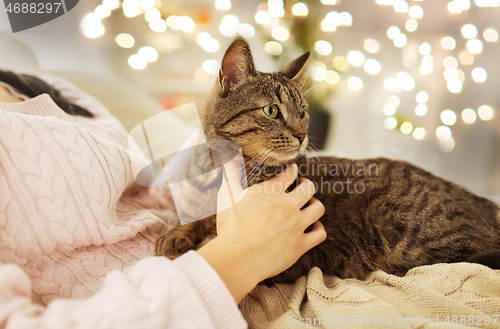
[155,37,500,283]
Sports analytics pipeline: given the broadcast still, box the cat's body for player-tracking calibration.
[155,37,500,283]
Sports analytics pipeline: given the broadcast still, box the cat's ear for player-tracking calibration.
[219,37,257,90]
[280,52,310,80]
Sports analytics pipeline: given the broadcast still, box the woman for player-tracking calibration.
[0,71,326,329]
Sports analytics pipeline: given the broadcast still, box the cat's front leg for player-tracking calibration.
[155,215,217,259]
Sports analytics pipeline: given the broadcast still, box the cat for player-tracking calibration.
[155,37,500,284]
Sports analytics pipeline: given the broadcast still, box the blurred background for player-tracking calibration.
[0,0,499,198]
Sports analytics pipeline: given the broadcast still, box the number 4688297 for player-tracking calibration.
[6,2,62,14]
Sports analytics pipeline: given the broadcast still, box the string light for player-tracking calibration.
[339,12,353,26]
[333,56,349,71]
[413,127,426,140]
[102,0,120,10]
[364,39,380,53]
[419,42,431,55]
[440,110,457,125]
[441,36,456,50]
[388,96,401,107]
[325,70,340,84]
[149,19,167,33]
[347,51,365,66]
[484,28,498,42]
[405,19,418,32]
[384,117,398,130]
[387,26,400,39]
[122,0,141,18]
[215,0,231,10]
[478,105,493,120]
[409,5,424,18]
[272,26,290,41]
[81,13,105,38]
[383,104,396,116]
[462,108,477,123]
[202,59,220,74]
[95,5,111,19]
[166,16,180,30]
[415,104,428,116]
[115,33,135,48]
[393,0,409,12]
[144,8,161,22]
[347,76,363,91]
[440,138,455,152]
[315,40,333,56]
[471,67,487,82]
[100,0,498,151]
[400,122,413,134]
[292,3,308,16]
[415,91,428,103]
[238,24,255,38]
[265,41,282,55]
[364,59,381,74]
[467,39,483,53]
[459,51,474,65]
[128,54,147,70]
[447,79,463,93]
[436,126,452,141]
[394,33,407,47]
[139,0,155,10]
[461,24,478,38]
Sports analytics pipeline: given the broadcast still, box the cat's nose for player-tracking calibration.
[294,133,306,145]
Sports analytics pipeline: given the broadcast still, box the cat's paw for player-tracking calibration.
[155,233,197,259]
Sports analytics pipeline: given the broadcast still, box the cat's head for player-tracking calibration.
[204,37,310,166]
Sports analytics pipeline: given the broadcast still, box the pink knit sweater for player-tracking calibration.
[0,75,246,329]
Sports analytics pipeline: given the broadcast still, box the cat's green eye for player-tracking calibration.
[263,104,279,119]
[298,107,305,119]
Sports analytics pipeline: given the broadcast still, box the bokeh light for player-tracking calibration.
[347,76,363,91]
[416,91,429,103]
[441,36,456,50]
[384,117,398,130]
[400,122,413,134]
[436,126,452,141]
[415,104,428,116]
[471,67,487,82]
[462,108,477,124]
[364,39,380,53]
[478,105,494,120]
[413,127,426,140]
[115,33,135,48]
[484,28,498,42]
[440,110,457,125]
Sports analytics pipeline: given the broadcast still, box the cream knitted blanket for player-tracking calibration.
[240,263,500,328]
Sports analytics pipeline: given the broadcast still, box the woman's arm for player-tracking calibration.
[0,256,246,329]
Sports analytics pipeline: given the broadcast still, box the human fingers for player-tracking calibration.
[221,159,246,193]
[217,159,247,216]
[262,164,298,193]
[299,198,325,228]
[288,177,317,207]
[301,220,327,252]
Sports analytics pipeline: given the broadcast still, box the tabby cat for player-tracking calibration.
[155,37,500,284]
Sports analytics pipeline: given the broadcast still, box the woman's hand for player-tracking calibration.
[197,161,326,303]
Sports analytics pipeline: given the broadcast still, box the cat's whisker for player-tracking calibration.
[306,144,324,167]
[304,83,326,96]
[301,65,315,89]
